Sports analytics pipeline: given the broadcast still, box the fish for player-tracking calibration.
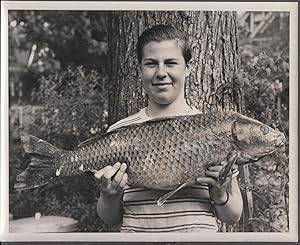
[14,110,285,203]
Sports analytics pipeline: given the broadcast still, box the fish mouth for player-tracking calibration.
[248,147,281,159]
[274,135,286,147]
[232,142,283,162]
[275,140,285,148]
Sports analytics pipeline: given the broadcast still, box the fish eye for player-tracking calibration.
[260,125,269,135]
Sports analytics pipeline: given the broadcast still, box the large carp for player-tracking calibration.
[15,110,285,194]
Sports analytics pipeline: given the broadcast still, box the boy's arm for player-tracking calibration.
[97,191,124,225]
[211,177,243,225]
[94,163,128,225]
[197,164,243,225]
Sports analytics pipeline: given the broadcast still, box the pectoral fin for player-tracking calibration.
[157,183,188,206]
[218,150,239,185]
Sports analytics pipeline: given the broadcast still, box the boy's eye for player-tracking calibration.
[145,63,156,67]
[166,62,178,67]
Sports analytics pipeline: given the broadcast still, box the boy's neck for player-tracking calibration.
[146,100,191,118]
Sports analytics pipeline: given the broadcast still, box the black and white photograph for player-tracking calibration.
[0,1,298,243]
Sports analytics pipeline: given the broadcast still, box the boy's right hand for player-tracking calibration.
[94,162,128,196]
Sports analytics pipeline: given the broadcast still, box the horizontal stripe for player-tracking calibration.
[123,212,214,219]
[108,116,142,132]
[121,223,217,232]
[123,192,211,202]
[122,209,217,232]
[123,199,212,207]
[123,186,211,205]
[123,196,211,204]
[123,185,209,193]
[124,210,213,217]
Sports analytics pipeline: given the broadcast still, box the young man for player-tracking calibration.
[94,25,243,232]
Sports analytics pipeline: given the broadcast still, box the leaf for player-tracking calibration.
[268,57,274,68]
[266,67,271,77]
[282,62,289,72]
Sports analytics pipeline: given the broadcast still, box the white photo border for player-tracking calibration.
[1,1,298,242]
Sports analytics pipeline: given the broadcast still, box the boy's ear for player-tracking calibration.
[138,63,142,73]
[185,63,191,77]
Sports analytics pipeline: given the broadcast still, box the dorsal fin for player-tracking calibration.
[77,134,107,148]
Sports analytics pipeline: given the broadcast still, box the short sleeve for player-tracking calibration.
[232,168,239,178]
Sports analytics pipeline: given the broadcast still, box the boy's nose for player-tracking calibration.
[156,65,167,79]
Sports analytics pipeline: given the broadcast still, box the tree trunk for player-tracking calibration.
[107,10,251,232]
[107,11,241,125]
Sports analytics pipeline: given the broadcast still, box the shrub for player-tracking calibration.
[10,66,109,231]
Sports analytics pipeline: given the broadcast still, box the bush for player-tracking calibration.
[10,66,110,231]
[236,51,289,232]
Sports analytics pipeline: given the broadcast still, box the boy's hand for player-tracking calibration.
[94,162,128,196]
[196,161,236,204]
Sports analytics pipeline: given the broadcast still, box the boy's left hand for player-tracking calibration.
[196,161,232,204]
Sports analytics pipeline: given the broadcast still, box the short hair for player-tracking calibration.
[136,24,192,64]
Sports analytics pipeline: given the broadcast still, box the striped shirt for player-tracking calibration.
[107,107,238,232]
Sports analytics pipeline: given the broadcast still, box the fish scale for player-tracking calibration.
[15,110,285,191]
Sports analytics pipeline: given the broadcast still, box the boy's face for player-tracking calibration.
[140,40,190,106]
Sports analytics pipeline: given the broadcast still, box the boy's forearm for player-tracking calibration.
[97,191,123,225]
[213,191,243,225]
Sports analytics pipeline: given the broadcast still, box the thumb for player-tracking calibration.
[196,177,219,187]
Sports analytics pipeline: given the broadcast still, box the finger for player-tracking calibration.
[205,169,220,179]
[210,161,226,167]
[94,165,112,179]
[103,162,121,180]
[220,160,227,166]
[111,163,127,189]
[207,166,223,172]
[196,177,218,187]
[119,173,128,189]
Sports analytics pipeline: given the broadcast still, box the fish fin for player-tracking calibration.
[77,134,106,148]
[218,150,238,185]
[21,134,59,156]
[236,151,266,164]
[157,183,188,206]
[14,135,62,190]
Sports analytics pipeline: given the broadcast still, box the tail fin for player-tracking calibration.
[14,134,62,190]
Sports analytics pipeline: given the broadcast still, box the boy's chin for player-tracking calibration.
[152,97,176,105]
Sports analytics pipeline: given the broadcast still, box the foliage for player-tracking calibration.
[32,65,108,143]
[9,66,109,231]
[8,10,108,104]
[236,48,289,231]
[239,52,289,132]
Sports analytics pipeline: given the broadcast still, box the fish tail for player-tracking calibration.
[14,134,62,190]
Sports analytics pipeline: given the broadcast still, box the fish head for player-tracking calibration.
[231,114,286,158]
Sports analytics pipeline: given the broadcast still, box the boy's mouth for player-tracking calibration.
[152,82,173,87]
